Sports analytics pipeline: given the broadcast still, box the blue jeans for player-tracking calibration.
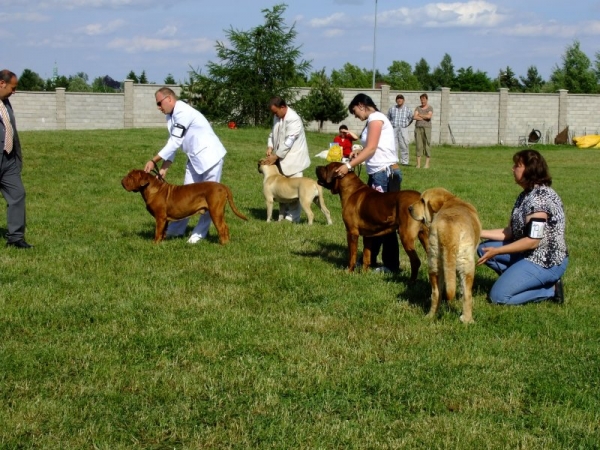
[477,240,569,305]
[367,168,402,271]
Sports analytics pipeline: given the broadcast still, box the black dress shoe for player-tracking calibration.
[6,240,33,249]
[550,278,564,304]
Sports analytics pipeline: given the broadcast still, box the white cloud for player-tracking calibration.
[0,12,50,22]
[78,19,126,36]
[308,12,347,28]
[158,25,178,37]
[499,20,600,38]
[107,36,213,53]
[324,28,344,38]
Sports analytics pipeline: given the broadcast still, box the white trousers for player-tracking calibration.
[167,158,224,237]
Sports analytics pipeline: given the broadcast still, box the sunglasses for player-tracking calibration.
[156,95,170,106]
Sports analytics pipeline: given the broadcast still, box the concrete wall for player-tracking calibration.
[10,82,600,146]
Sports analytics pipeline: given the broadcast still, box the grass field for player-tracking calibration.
[1,126,599,449]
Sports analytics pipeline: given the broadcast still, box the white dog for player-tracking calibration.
[258,161,332,225]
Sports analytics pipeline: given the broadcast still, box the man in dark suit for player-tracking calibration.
[0,69,31,248]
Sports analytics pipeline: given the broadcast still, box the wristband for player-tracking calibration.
[345,161,353,171]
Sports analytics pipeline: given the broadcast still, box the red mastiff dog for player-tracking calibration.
[121,169,247,244]
[316,162,428,282]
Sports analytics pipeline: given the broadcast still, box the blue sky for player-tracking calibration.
[2,0,600,85]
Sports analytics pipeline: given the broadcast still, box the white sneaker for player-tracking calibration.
[374,266,393,273]
[187,233,203,244]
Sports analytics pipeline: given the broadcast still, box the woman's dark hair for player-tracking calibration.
[348,93,378,114]
[513,149,552,189]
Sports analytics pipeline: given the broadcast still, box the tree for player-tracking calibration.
[454,67,493,92]
[384,61,421,90]
[139,70,149,84]
[67,75,91,92]
[126,70,139,83]
[18,69,45,91]
[497,66,522,91]
[190,3,311,126]
[520,66,545,93]
[330,63,372,89]
[412,58,431,91]
[550,40,597,93]
[294,69,346,132]
[164,74,176,84]
[431,53,456,90]
[91,75,121,92]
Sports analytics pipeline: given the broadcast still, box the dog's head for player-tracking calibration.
[257,159,280,177]
[409,188,456,225]
[316,162,344,194]
[121,169,152,192]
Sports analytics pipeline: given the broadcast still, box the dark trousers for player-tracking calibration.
[368,168,402,272]
[0,151,26,242]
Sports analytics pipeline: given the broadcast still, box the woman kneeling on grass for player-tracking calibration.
[477,149,569,305]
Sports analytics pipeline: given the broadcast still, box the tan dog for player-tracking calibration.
[258,161,332,225]
[121,169,247,243]
[316,162,428,283]
[408,188,481,323]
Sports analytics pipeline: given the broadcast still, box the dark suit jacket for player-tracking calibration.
[1,99,22,170]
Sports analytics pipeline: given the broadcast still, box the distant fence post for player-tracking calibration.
[498,88,508,145]
[379,84,390,114]
[440,87,450,144]
[56,88,66,130]
[124,79,134,129]
[558,89,568,135]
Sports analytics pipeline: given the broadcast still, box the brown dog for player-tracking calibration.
[316,162,428,282]
[258,161,332,225]
[408,188,481,323]
[121,169,247,243]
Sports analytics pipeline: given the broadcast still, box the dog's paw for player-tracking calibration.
[459,314,474,324]
[425,312,436,320]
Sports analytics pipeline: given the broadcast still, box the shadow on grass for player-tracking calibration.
[292,239,348,269]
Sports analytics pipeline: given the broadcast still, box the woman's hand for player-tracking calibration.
[477,246,497,265]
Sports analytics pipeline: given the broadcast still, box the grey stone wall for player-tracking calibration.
[10,82,600,146]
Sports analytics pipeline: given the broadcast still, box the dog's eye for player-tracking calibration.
[421,199,425,204]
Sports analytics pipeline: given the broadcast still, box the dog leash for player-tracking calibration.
[149,160,166,182]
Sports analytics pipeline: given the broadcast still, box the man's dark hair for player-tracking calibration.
[269,96,287,108]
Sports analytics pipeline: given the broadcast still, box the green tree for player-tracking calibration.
[294,69,346,132]
[412,58,431,91]
[18,69,45,91]
[497,66,522,91]
[190,3,310,126]
[91,75,120,92]
[330,63,372,88]
[67,75,91,92]
[139,70,149,84]
[520,66,545,93]
[431,53,456,90]
[550,40,597,93]
[164,74,176,84]
[384,60,420,90]
[454,66,493,92]
[126,70,139,83]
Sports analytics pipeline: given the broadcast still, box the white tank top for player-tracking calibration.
[360,111,398,174]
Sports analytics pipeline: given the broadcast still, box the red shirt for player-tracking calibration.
[333,135,354,157]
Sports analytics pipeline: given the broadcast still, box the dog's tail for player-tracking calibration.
[224,185,248,221]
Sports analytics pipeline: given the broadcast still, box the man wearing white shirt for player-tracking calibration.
[144,88,227,244]
[263,96,310,222]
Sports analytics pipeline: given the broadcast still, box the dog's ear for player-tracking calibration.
[137,170,150,187]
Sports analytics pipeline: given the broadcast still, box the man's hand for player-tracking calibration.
[264,154,278,165]
[144,160,156,173]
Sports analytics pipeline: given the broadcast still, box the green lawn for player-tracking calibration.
[1,127,599,448]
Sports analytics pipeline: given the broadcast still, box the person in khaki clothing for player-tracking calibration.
[414,93,433,169]
[264,96,311,223]
[0,69,32,249]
